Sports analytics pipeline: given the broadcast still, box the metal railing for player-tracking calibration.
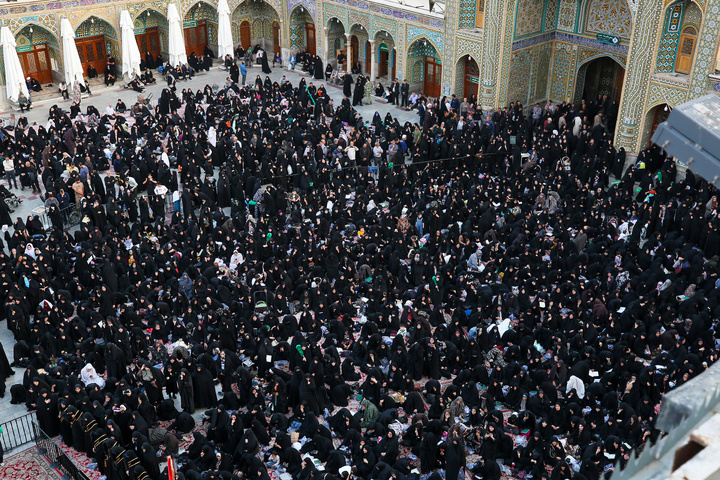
[0,412,37,453]
[34,422,90,480]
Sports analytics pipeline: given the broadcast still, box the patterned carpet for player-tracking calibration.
[0,446,64,480]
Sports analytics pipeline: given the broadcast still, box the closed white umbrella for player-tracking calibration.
[1,26,29,103]
[217,0,234,60]
[120,10,142,80]
[60,18,85,86]
[167,3,187,67]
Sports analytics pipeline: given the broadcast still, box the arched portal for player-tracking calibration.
[184,2,216,58]
[644,103,672,148]
[407,37,441,97]
[134,9,168,67]
[327,17,346,68]
[290,5,316,55]
[574,56,625,105]
[456,54,479,100]
[232,0,280,53]
[14,24,60,85]
[374,30,395,81]
[75,16,118,78]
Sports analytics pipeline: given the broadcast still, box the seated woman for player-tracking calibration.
[385,86,395,103]
[351,62,362,74]
[128,78,144,93]
[325,63,333,81]
[88,65,98,79]
[272,52,282,67]
[375,82,384,96]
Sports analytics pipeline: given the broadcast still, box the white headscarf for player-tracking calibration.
[81,363,105,388]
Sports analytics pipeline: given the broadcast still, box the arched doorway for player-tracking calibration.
[240,21,251,48]
[374,31,395,81]
[184,2,216,58]
[272,21,280,54]
[456,55,479,100]
[351,36,358,66]
[575,56,625,105]
[134,9,167,66]
[645,104,672,148]
[75,16,118,78]
[290,6,315,55]
[675,26,697,74]
[232,0,281,53]
[14,24,58,85]
[408,38,441,98]
[327,17,346,68]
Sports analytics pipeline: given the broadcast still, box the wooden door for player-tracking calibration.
[378,49,388,78]
[351,36,358,66]
[648,105,670,147]
[18,44,53,85]
[272,21,280,54]
[675,26,696,74]
[464,59,479,99]
[184,20,208,58]
[306,23,316,55]
[240,21,251,49]
[136,27,161,63]
[424,56,441,98]
[365,41,371,74]
[76,35,107,77]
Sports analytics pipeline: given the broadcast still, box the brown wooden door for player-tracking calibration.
[675,26,696,74]
[306,23,316,55]
[136,27,161,64]
[240,21,251,49]
[378,49,388,77]
[272,21,280,54]
[464,59,479,99]
[365,41,371,74]
[76,35,107,77]
[351,36,358,66]
[424,56,441,97]
[648,105,670,148]
[18,44,53,85]
[185,20,207,58]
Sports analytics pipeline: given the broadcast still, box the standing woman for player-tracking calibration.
[179,368,195,414]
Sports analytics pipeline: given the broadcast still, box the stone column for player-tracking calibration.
[369,40,376,81]
[345,33,352,71]
[323,27,330,65]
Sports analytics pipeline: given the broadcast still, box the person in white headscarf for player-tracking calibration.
[208,126,217,147]
[24,242,36,259]
[81,363,105,388]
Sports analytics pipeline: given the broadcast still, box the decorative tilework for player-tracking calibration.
[455,36,483,59]
[534,43,551,99]
[544,0,559,32]
[656,15,679,73]
[459,0,476,29]
[407,25,443,55]
[288,0,315,20]
[584,0,633,40]
[371,17,398,39]
[324,4,348,27]
[512,31,629,53]
[666,4,682,32]
[514,0,544,39]
[556,0,577,32]
[688,0,719,96]
[682,2,702,28]
[508,49,531,104]
[550,41,572,100]
[348,12,370,31]
[647,81,688,106]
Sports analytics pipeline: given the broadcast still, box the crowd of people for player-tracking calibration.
[0,51,717,480]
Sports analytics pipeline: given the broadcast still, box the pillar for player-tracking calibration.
[369,40,376,81]
[323,27,330,65]
[345,33,352,71]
